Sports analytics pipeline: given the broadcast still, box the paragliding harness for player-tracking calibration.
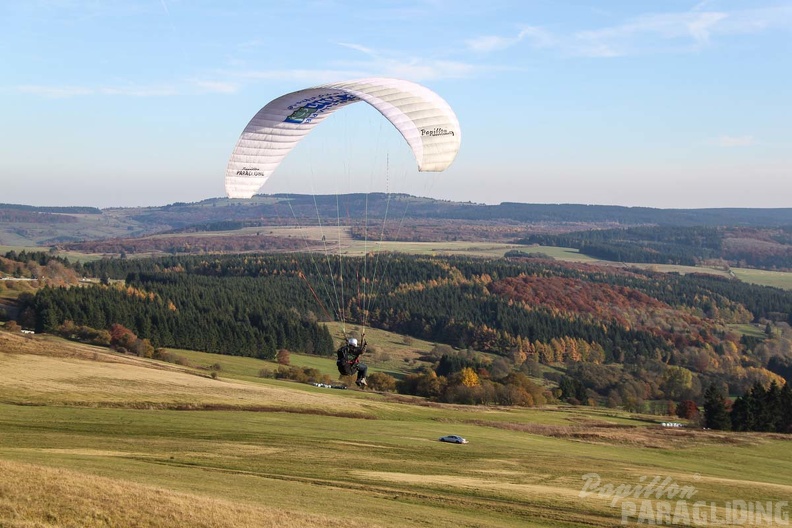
[336,336,366,377]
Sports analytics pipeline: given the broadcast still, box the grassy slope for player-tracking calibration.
[163,321,436,381]
[171,322,535,382]
[1,331,791,527]
[732,267,792,290]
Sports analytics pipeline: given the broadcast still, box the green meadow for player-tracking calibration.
[732,267,792,290]
[1,331,790,527]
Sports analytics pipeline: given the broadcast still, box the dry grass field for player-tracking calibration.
[0,332,375,417]
[0,459,375,528]
[1,330,791,527]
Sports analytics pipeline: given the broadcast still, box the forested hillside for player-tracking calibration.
[95,195,792,229]
[9,251,792,411]
[4,195,792,250]
[519,225,792,270]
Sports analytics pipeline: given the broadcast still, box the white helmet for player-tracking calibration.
[348,338,358,347]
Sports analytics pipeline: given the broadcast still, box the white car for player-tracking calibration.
[439,435,468,444]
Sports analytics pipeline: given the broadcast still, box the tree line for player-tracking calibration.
[704,382,792,433]
[518,225,792,270]
[22,271,334,358]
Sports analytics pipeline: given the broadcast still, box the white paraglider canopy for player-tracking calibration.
[225,77,461,199]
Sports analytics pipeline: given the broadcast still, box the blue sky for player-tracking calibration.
[2,0,790,208]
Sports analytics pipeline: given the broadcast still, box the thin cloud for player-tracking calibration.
[338,42,476,80]
[337,42,478,81]
[230,59,475,84]
[377,59,476,81]
[100,86,178,97]
[717,5,792,33]
[467,34,518,53]
[225,39,478,85]
[192,80,239,94]
[572,11,729,56]
[708,135,757,147]
[235,69,371,84]
[466,5,792,58]
[230,43,468,83]
[574,6,792,56]
[17,84,178,98]
[466,26,554,53]
[338,42,378,57]
[691,0,715,12]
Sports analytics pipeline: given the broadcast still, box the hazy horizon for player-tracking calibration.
[4,192,792,212]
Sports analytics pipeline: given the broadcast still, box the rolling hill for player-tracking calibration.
[2,330,791,527]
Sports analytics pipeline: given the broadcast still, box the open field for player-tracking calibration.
[125,224,580,260]
[1,330,791,527]
[140,226,531,259]
[0,245,42,254]
[732,267,792,290]
[0,283,32,300]
[728,323,769,338]
[1,244,106,263]
[533,252,792,290]
[506,245,598,262]
[597,262,732,278]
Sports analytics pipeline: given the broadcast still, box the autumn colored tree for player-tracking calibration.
[417,370,447,398]
[676,400,699,420]
[109,323,138,353]
[3,321,21,332]
[131,338,155,358]
[276,349,291,365]
[367,372,397,392]
[661,366,695,400]
[458,367,480,387]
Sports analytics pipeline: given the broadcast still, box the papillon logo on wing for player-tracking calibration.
[235,167,264,177]
[421,127,455,137]
[284,93,359,124]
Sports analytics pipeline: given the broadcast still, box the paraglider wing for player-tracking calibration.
[225,77,461,199]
